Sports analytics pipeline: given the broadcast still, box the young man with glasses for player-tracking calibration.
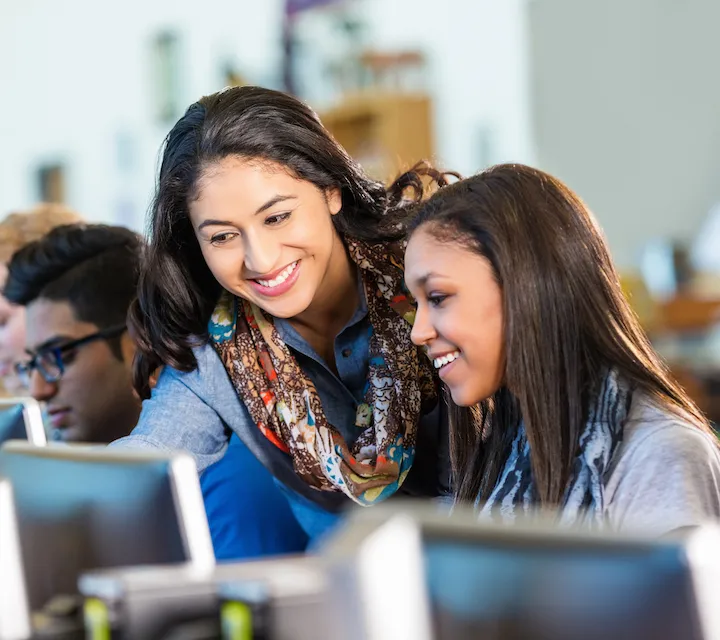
[5,224,141,443]
[4,223,309,559]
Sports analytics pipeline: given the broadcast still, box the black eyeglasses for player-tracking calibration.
[15,324,127,386]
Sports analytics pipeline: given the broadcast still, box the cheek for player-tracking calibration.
[297,215,336,254]
[469,335,505,398]
[64,348,112,385]
[450,312,504,403]
[201,246,242,285]
[464,316,504,368]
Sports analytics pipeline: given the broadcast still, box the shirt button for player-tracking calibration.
[342,348,352,358]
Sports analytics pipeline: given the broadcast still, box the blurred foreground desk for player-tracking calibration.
[79,557,326,640]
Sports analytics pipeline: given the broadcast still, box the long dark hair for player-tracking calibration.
[408,163,712,506]
[130,85,455,398]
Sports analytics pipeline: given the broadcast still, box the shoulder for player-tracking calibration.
[125,342,241,471]
[155,342,230,395]
[135,342,236,435]
[604,394,720,534]
[145,340,256,433]
[613,396,719,470]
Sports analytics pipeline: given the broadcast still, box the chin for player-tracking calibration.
[253,288,315,320]
[448,383,492,408]
[255,300,308,320]
[446,385,470,407]
[54,428,82,443]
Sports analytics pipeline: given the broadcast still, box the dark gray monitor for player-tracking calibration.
[0,398,46,447]
[0,442,214,613]
[322,503,720,640]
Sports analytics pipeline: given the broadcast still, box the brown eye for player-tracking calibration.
[59,348,79,366]
[265,212,291,226]
[210,232,238,246]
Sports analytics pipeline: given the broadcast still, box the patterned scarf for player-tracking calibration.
[477,370,631,527]
[208,239,437,506]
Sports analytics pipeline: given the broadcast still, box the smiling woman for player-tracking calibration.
[189,157,348,330]
[406,232,504,407]
[404,164,720,536]
[113,85,457,543]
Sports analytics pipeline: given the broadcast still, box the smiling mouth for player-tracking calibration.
[432,350,461,369]
[252,261,299,289]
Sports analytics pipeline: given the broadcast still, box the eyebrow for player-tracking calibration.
[28,335,72,354]
[410,272,444,288]
[255,194,296,215]
[197,219,233,231]
[196,194,297,231]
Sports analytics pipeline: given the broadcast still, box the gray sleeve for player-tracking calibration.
[606,423,720,536]
[109,364,229,473]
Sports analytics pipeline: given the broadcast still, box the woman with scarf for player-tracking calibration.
[404,164,720,535]
[113,86,452,542]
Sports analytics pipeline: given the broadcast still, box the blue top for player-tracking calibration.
[201,433,308,560]
[112,284,450,543]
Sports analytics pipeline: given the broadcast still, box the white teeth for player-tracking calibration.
[433,351,460,369]
[257,261,297,288]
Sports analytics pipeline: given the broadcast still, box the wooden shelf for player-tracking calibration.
[319,91,434,181]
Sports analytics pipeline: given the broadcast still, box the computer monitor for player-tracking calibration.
[0,398,46,446]
[0,477,32,640]
[322,503,720,640]
[0,442,214,613]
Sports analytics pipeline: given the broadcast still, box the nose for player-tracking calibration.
[243,231,280,277]
[410,303,437,347]
[29,369,57,403]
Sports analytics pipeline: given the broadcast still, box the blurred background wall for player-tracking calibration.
[0,0,533,230]
[530,0,720,269]
[0,0,284,230]
[1,0,719,271]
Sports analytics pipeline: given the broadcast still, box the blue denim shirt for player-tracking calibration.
[112,289,450,540]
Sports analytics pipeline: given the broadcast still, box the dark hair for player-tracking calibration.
[408,163,713,506]
[130,85,456,399]
[4,223,143,360]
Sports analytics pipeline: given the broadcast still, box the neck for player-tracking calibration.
[290,233,359,340]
